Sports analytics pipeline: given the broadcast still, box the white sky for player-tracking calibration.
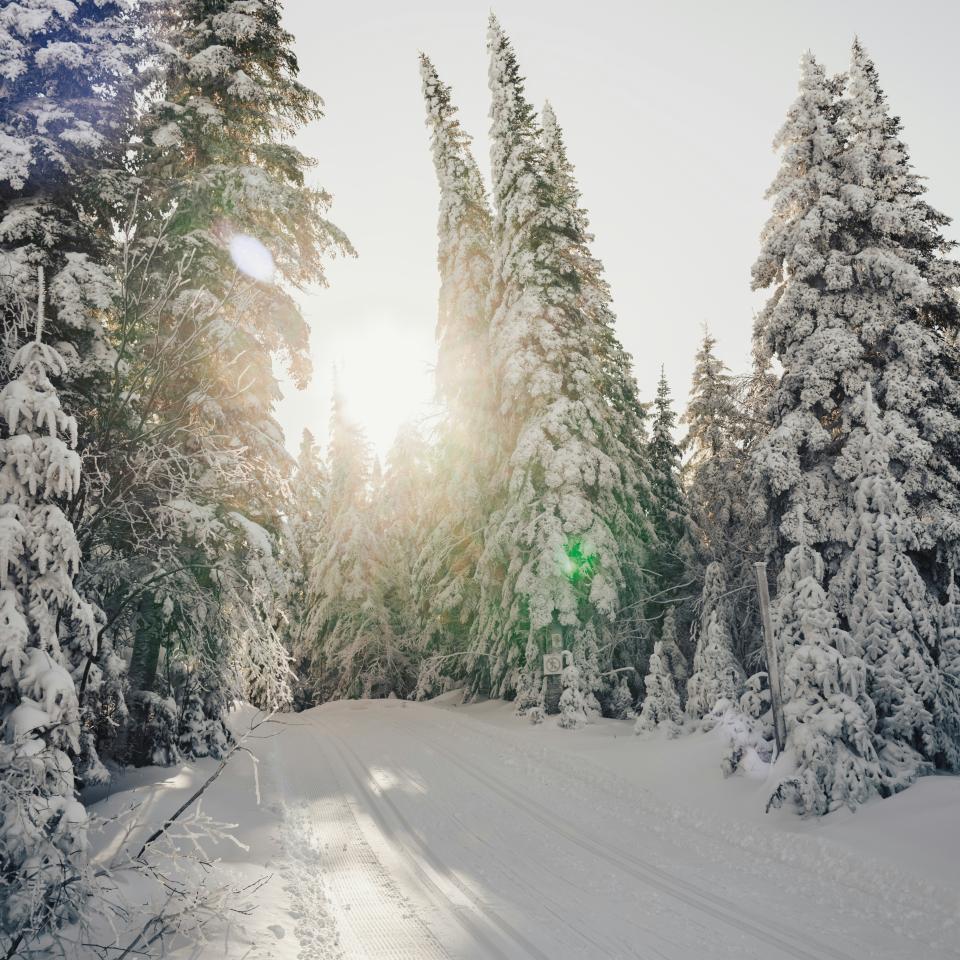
[275,0,960,458]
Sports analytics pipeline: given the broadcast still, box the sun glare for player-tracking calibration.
[279,314,436,462]
[230,233,275,283]
[334,319,435,458]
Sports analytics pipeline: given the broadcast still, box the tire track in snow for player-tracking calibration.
[314,716,555,960]
[401,723,854,960]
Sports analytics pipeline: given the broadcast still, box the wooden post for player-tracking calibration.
[754,562,786,754]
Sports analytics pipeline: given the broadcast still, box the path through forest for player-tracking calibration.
[255,700,960,959]
[94,698,960,960]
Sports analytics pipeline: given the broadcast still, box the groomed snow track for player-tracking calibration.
[249,699,958,960]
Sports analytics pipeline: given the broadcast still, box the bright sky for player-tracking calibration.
[276,0,960,459]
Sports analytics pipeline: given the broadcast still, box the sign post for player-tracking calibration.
[543,627,565,715]
[754,561,786,754]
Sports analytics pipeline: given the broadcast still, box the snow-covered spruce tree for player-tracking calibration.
[0,282,96,946]
[608,675,634,719]
[0,0,134,387]
[470,19,654,719]
[682,328,770,667]
[304,394,410,699]
[834,388,959,784]
[647,368,692,619]
[683,330,752,562]
[89,0,351,752]
[657,605,689,697]
[686,562,744,720]
[939,574,960,749]
[416,56,495,691]
[284,429,329,707]
[635,642,684,737]
[0,0,137,786]
[753,45,960,588]
[378,423,432,688]
[768,546,881,815]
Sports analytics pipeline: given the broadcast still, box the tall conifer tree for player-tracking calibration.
[417,56,495,674]
[753,45,960,582]
[470,19,653,716]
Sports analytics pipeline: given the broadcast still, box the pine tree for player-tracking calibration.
[634,642,683,736]
[0,0,139,786]
[0,278,95,941]
[471,19,653,716]
[686,562,744,719]
[416,56,495,683]
[769,546,881,815]
[938,575,960,751]
[683,329,769,667]
[379,423,432,680]
[834,388,959,784]
[753,44,960,588]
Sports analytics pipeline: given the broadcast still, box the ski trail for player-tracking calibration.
[316,716,555,959]
[400,722,849,960]
[271,716,450,960]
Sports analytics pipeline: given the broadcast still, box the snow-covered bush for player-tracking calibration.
[719,672,776,775]
[608,676,635,719]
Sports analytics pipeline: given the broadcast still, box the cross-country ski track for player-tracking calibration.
[92,698,960,960]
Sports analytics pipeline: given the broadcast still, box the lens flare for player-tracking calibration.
[229,234,275,283]
[560,539,598,583]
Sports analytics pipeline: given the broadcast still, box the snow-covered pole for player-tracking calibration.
[754,562,786,754]
[35,265,45,343]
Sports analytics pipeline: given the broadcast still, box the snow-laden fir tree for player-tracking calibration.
[471,19,654,718]
[834,387,959,785]
[683,329,752,562]
[753,45,960,587]
[416,56,495,686]
[285,429,329,707]
[0,0,137,785]
[657,605,689,696]
[92,0,351,752]
[686,562,744,720]
[378,423,432,690]
[647,368,691,619]
[305,394,411,699]
[608,675,635,719]
[0,278,96,943]
[0,0,134,386]
[938,574,960,750]
[682,329,771,668]
[769,546,881,815]
[635,642,684,737]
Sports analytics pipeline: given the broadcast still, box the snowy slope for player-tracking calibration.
[88,698,960,959]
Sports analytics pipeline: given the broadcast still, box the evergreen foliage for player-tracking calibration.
[416,56,495,686]
[686,562,744,720]
[0,281,93,940]
[769,546,881,815]
[470,19,654,714]
[635,642,684,737]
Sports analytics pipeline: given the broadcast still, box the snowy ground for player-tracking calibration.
[88,696,960,959]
